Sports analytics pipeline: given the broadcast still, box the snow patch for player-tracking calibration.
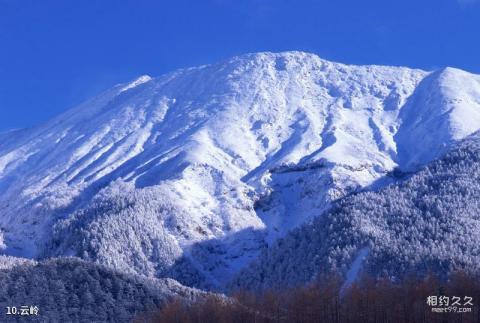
[340,247,369,296]
[119,75,152,92]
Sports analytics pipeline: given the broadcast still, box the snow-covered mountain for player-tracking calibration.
[1,51,480,289]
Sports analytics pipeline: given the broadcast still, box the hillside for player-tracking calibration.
[231,131,480,290]
[0,256,204,322]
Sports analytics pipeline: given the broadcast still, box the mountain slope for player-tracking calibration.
[396,67,480,170]
[1,51,480,289]
[0,256,205,322]
[231,131,480,290]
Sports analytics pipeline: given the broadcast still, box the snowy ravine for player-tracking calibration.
[1,51,480,289]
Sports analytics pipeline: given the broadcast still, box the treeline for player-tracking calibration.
[138,272,480,323]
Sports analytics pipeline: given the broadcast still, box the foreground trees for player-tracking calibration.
[138,272,480,323]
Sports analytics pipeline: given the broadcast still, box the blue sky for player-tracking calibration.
[1,0,480,131]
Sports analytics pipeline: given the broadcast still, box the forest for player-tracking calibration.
[139,272,480,323]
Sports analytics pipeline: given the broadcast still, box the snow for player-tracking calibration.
[119,75,152,92]
[340,247,369,296]
[1,51,480,288]
[395,67,480,170]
